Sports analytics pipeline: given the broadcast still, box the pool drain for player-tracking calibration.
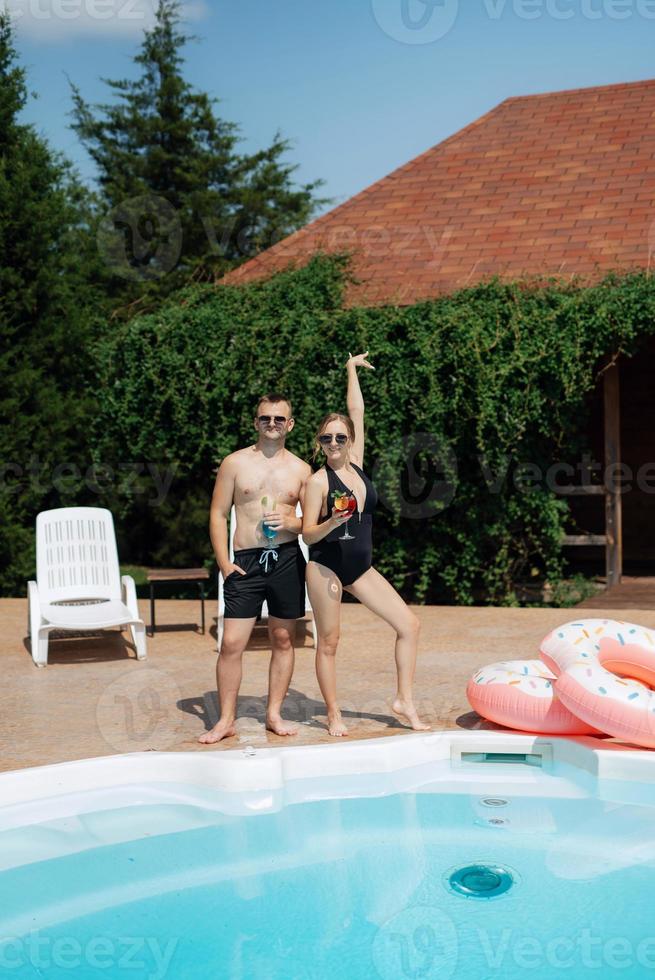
[447,864,514,899]
[480,797,509,808]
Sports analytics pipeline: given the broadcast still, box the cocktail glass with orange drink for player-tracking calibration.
[333,490,357,540]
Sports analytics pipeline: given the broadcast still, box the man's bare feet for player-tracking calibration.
[198,720,237,744]
[266,714,299,736]
[327,711,348,737]
[391,698,431,732]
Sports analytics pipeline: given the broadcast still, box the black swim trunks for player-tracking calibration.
[223,540,306,620]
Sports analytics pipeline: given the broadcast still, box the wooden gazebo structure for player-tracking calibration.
[560,361,622,585]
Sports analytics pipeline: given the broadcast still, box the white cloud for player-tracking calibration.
[7,0,209,43]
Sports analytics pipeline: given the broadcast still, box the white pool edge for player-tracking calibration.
[1,731,654,808]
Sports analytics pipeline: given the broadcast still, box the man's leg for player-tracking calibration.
[266,616,299,736]
[198,617,256,743]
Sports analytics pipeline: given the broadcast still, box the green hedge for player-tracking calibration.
[88,255,655,604]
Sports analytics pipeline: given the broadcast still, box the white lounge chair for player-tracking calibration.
[217,504,318,650]
[27,506,147,667]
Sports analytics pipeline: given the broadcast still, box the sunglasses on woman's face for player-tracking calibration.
[318,434,348,446]
[258,415,287,425]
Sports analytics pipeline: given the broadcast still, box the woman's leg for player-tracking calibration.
[345,567,430,731]
[306,560,347,736]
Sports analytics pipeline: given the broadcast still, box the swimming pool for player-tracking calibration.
[1,732,654,979]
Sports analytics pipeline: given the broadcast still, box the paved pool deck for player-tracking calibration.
[2,599,654,773]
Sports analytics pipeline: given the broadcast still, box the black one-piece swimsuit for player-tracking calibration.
[309,462,378,587]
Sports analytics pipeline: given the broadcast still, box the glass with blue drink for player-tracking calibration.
[261,496,278,543]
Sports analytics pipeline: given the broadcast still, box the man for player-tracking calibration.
[199,394,312,743]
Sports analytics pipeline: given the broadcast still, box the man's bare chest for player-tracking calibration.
[234,465,302,506]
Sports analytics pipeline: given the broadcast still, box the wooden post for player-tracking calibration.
[604,360,623,586]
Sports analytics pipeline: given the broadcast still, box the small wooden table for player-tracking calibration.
[146,567,210,636]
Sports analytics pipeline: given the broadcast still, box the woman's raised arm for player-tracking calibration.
[346,350,374,466]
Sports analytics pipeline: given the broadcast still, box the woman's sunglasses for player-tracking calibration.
[318,434,348,446]
[258,415,287,425]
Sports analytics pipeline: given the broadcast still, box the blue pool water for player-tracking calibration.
[1,775,655,979]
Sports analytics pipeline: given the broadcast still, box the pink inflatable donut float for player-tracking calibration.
[540,618,655,749]
[467,660,600,735]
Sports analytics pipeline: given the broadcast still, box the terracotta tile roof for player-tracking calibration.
[221,79,655,307]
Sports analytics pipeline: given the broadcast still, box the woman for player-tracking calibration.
[302,352,430,737]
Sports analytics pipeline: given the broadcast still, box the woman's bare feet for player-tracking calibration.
[198,719,237,744]
[391,698,431,732]
[327,710,348,737]
[266,714,299,736]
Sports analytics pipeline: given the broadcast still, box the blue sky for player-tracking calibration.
[11,0,655,214]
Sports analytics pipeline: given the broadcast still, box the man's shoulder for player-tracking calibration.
[285,450,312,475]
[219,446,255,470]
[307,466,326,485]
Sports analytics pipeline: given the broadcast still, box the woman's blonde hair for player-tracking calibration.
[312,413,355,462]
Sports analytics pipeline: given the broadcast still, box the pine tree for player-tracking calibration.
[0,11,102,593]
[70,0,327,296]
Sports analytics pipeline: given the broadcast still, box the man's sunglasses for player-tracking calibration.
[318,434,348,446]
[258,415,288,425]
